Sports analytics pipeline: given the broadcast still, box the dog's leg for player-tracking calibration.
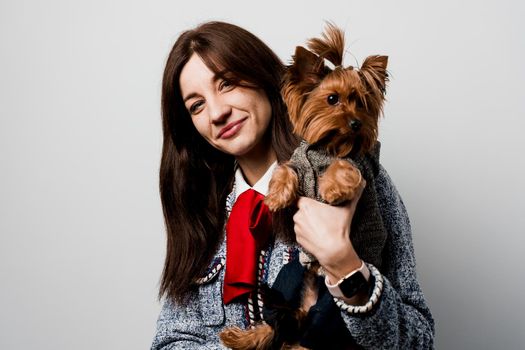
[318,160,362,205]
[300,264,320,315]
[264,163,299,211]
[219,324,274,350]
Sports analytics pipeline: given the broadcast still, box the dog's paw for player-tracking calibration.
[219,327,247,349]
[264,164,299,211]
[219,324,275,350]
[319,160,363,204]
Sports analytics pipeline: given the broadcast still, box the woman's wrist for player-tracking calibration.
[324,260,371,305]
[333,264,384,312]
[325,260,370,285]
[323,260,362,284]
[320,244,362,283]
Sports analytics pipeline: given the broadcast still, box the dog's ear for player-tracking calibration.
[282,47,325,132]
[360,55,389,94]
[289,46,324,86]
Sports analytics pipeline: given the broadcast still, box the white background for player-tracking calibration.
[1,0,524,349]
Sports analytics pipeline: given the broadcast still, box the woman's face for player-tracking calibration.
[179,54,273,160]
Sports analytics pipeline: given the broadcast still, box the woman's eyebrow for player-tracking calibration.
[183,92,199,103]
[183,74,224,103]
[212,73,223,83]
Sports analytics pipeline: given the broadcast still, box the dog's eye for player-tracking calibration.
[327,94,339,105]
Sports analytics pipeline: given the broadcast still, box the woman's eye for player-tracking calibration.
[189,100,204,114]
[219,79,233,91]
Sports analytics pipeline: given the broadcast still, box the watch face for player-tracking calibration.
[339,272,368,298]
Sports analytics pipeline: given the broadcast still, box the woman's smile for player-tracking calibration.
[217,117,248,139]
[179,54,273,159]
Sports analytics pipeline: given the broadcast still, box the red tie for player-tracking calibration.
[223,189,272,304]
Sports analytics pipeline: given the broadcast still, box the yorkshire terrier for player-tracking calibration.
[220,23,389,350]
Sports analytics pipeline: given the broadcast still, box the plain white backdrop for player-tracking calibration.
[1,0,524,349]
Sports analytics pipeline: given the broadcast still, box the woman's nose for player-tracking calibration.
[208,96,231,124]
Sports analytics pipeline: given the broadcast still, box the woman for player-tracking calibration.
[151,21,434,349]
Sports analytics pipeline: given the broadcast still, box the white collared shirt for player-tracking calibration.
[233,161,278,202]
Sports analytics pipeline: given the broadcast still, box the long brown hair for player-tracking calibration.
[159,21,298,302]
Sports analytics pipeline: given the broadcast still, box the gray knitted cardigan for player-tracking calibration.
[151,166,435,349]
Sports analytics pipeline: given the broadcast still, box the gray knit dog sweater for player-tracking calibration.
[288,140,387,269]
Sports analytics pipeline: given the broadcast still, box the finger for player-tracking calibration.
[293,218,306,246]
[292,207,305,233]
[292,209,301,224]
[293,221,300,237]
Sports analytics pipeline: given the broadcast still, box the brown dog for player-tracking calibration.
[220,23,388,350]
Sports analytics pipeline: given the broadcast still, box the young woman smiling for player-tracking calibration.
[151,21,434,349]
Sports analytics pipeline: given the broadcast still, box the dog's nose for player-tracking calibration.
[349,119,362,131]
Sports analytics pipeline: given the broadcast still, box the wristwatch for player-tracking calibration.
[325,261,371,299]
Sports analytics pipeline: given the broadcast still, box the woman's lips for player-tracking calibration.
[217,117,247,139]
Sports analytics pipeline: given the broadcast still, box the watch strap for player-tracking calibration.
[325,260,370,298]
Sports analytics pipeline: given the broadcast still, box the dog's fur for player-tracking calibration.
[220,23,388,350]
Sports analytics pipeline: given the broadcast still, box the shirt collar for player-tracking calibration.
[234,161,278,202]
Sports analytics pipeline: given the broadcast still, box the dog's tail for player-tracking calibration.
[307,22,345,67]
[219,324,274,350]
